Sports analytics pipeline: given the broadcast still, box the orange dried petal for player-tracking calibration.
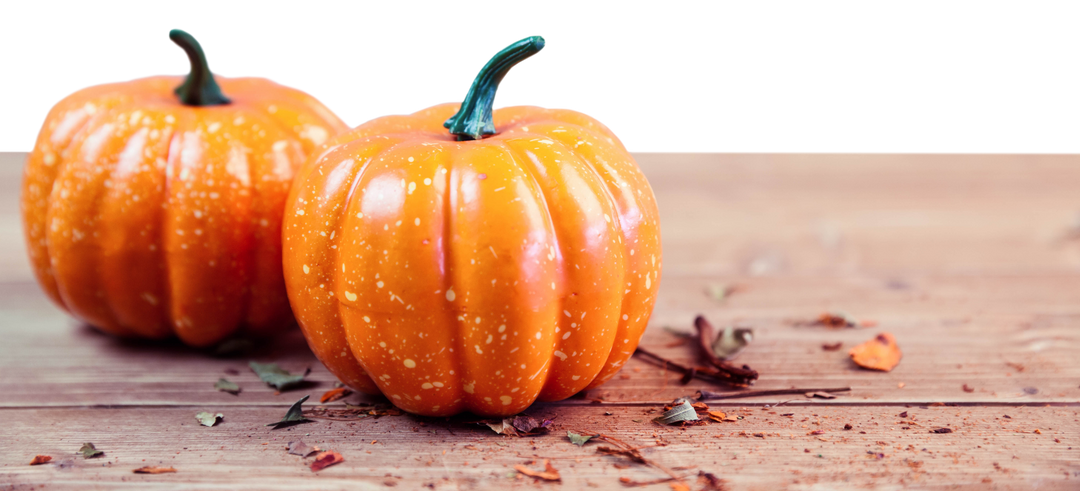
[849,332,902,371]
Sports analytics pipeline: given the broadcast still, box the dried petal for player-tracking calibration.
[514,459,560,481]
[320,387,352,403]
[310,451,344,471]
[849,332,902,371]
[29,455,52,465]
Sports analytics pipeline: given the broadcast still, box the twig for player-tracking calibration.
[694,315,759,385]
[585,432,689,489]
[696,387,851,400]
[634,347,746,387]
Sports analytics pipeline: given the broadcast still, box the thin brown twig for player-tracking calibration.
[695,387,851,400]
[634,347,748,387]
[583,431,689,488]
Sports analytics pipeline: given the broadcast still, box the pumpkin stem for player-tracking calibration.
[444,36,545,141]
[170,29,230,107]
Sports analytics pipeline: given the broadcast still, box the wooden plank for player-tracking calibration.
[1,405,1076,489]
[1,275,1077,407]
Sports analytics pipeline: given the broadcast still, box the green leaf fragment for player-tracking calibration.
[566,431,596,446]
[267,395,311,428]
[78,442,104,459]
[654,400,699,425]
[214,378,240,395]
[249,361,308,390]
[711,326,754,360]
[195,411,224,427]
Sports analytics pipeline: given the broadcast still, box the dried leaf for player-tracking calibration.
[931,427,953,434]
[195,411,223,427]
[214,378,240,395]
[654,400,699,425]
[849,332,902,371]
[514,459,561,481]
[78,443,103,459]
[821,342,843,351]
[706,411,727,422]
[710,326,753,360]
[320,387,352,403]
[962,384,975,393]
[249,361,309,390]
[805,392,838,399]
[133,466,176,474]
[310,451,344,471]
[267,395,311,428]
[287,440,320,457]
[29,455,52,465]
[486,419,516,436]
[567,431,596,446]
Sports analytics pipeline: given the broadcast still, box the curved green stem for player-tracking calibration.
[444,36,545,141]
[169,29,230,106]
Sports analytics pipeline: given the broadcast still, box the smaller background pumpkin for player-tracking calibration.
[22,30,348,347]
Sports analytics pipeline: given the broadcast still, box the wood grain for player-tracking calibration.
[1,152,1078,490]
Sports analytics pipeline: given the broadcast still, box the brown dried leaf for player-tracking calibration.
[805,391,837,399]
[310,451,344,471]
[821,342,843,351]
[133,466,177,474]
[706,411,727,422]
[514,459,560,481]
[849,332,902,371]
[319,387,352,403]
[29,455,52,465]
[962,384,975,393]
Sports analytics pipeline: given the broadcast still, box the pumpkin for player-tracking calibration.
[21,30,348,347]
[283,36,661,416]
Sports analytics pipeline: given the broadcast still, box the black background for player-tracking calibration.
[0,2,1071,147]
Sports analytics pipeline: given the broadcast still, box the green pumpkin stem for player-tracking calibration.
[169,29,230,106]
[444,36,545,141]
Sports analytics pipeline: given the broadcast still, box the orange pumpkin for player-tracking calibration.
[283,37,661,416]
[22,30,347,347]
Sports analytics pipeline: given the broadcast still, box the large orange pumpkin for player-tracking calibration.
[22,30,348,347]
[283,37,661,416]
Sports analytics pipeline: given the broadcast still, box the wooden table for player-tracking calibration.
[1,152,1077,490]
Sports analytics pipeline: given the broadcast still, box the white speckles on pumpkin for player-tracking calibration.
[445,288,456,301]
[363,316,371,323]
[463,383,475,394]
[554,351,568,361]
[403,359,416,368]
[344,291,357,301]
[296,209,305,216]
[302,264,310,274]
[423,177,432,185]
[421,383,433,389]
[500,396,512,405]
